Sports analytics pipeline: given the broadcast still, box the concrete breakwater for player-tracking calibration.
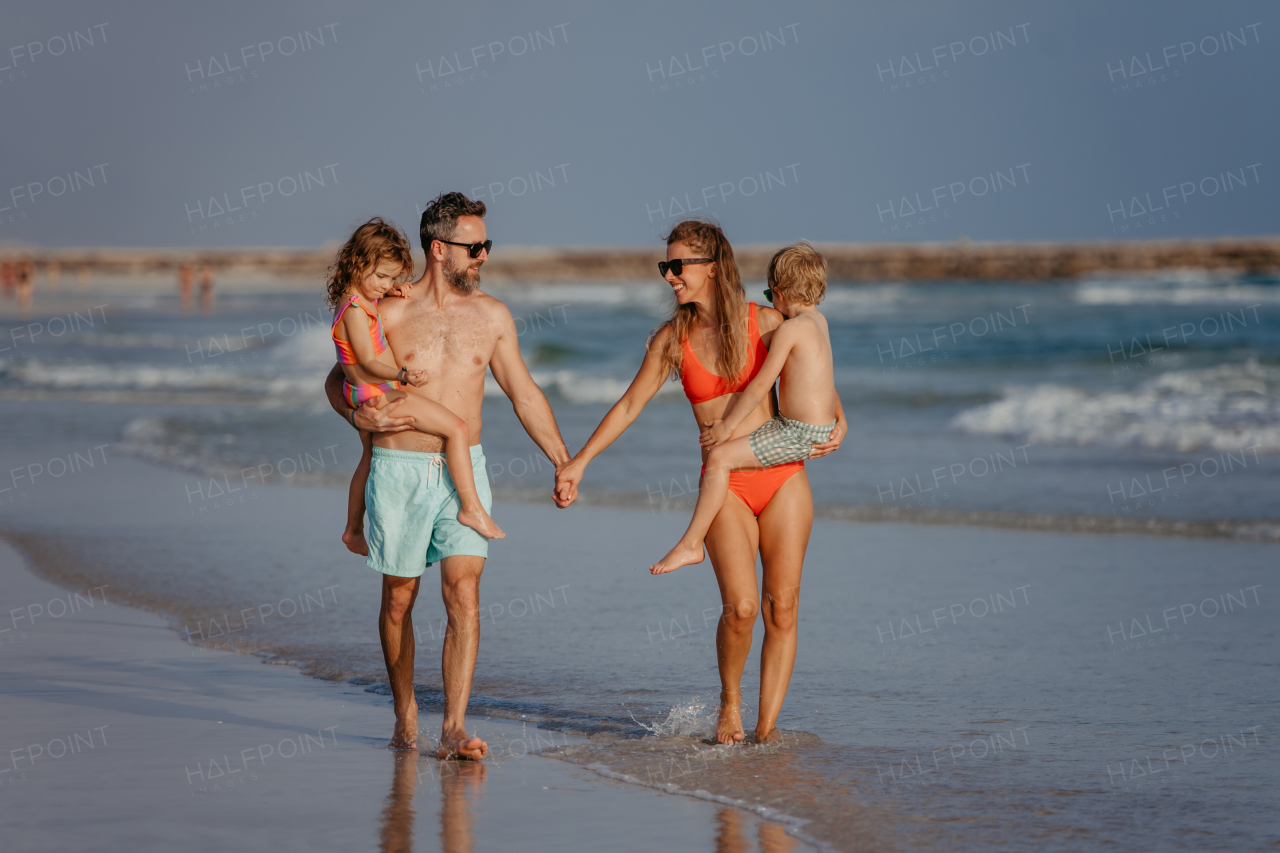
[3,238,1278,283]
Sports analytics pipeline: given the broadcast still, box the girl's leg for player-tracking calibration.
[387,392,505,540]
[704,495,762,744]
[342,431,374,555]
[650,437,762,574]
[753,470,813,743]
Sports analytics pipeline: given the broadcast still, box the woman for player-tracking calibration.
[555,220,846,744]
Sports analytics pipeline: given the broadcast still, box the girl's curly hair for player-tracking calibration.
[325,217,414,311]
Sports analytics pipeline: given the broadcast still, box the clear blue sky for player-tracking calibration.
[1,0,1275,248]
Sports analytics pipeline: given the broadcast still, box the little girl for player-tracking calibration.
[329,218,504,553]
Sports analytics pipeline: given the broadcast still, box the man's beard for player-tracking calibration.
[443,254,481,292]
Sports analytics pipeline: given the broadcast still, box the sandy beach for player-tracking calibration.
[0,535,807,852]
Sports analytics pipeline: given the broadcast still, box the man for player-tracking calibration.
[325,192,574,759]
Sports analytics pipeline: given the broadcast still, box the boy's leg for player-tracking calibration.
[650,436,763,574]
[343,431,374,555]
[391,392,504,540]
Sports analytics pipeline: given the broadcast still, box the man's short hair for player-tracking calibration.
[420,191,486,253]
[767,241,826,305]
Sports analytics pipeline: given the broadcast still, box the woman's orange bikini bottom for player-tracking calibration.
[702,461,805,517]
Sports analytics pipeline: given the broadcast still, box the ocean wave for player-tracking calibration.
[1,357,322,396]
[1074,272,1280,305]
[951,361,1280,453]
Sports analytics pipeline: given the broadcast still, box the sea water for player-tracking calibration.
[1,273,1278,849]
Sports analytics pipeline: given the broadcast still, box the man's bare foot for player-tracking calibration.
[717,691,745,744]
[650,541,704,575]
[342,528,369,556]
[389,707,419,751]
[457,507,505,540]
[436,728,488,760]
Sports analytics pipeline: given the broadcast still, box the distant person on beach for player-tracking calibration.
[650,242,837,574]
[329,216,504,545]
[556,221,846,744]
[324,192,573,759]
[198,263,215,313]
[178,263,194,313]
[16,258,33,319]
[2,260,15,298]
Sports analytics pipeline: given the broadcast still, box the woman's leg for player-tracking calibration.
[651,438,762,574]
[704,493,761,744]
[753,469,813,743]
[342,431,374,555]
[385,391,505,540]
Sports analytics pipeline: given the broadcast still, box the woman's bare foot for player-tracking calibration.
[650,541,704,575]
[388,707,418,751]
[436,728,488,760]
[342,528,369,556]
[754,726,782,744]
[717,690,745,744]
[457,507,505,540]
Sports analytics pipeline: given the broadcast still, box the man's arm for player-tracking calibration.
[324,363,415,433]
[486,304,572,492]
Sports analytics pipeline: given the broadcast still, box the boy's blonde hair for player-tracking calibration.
[767,241,826,305]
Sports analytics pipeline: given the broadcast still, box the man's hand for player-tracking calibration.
[353,396,416,433]
[808,420,847,459]
[404,368,428,387]
[698,419,732,448]
[553,459,583,508]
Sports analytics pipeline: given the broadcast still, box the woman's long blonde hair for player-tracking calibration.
[651,219,748,380]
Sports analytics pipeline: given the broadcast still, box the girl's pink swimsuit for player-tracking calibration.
[331,294,400,407]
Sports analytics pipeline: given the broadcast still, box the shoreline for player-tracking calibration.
[0,536,823,852]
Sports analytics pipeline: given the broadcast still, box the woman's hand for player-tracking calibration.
[699,419,732,448]
[353,396,416,432]
[808,419,846,458]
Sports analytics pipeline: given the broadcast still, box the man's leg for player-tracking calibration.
[379,574,423,750]
[436,554,488,759]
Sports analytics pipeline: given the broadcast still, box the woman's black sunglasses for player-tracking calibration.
[438,239,493,259]
[658,258,712,277]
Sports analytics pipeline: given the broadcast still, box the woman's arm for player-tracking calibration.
[808,389,847,458]
[554,330,673,503]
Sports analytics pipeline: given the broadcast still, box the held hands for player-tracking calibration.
[403,368,428,387]
[698,419,732,448]
[553,459,582,509]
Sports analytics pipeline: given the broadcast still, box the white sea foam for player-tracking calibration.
[1074,271,1280,305]
[485,369,684,404]
[952,361,1280,453]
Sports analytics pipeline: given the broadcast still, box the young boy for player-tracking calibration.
[650,241,837,574]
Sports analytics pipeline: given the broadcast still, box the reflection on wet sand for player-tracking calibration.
[438,761,487,853]
[378,753,488,853]
[378,752,417,853]
[715,807,798,853]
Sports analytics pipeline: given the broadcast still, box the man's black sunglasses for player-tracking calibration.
[438,239,493,259]
[658,258,712,277]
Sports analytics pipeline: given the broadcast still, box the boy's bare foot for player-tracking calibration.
[436,728,488,760]
[389,708,418,751]
[342,528,369,556]
[650,541,704,575]
[717,690,745,744]
[457,507,505,540]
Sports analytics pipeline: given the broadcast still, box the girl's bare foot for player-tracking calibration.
[457,507,505,539]
[650,541,704,574]
[436,729,488,760]
[717,690,745,744]
[342,528,369,556]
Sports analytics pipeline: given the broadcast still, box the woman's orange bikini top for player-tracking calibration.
[680,302,769,404]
